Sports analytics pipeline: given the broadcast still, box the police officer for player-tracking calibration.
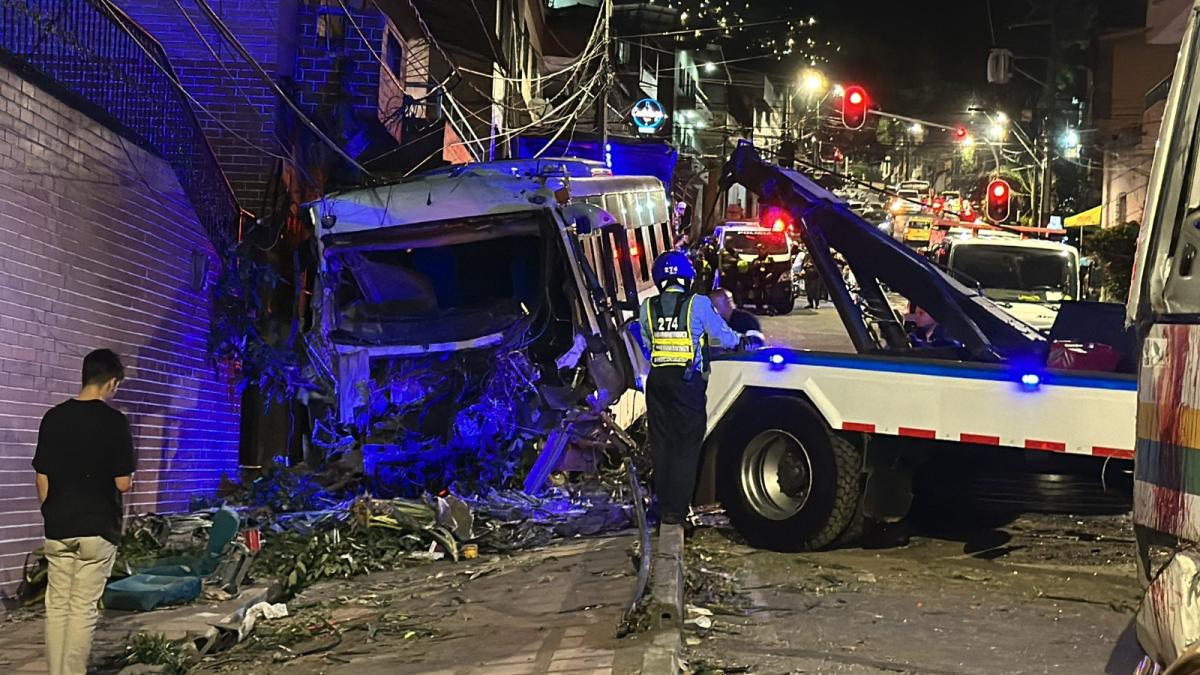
[640,251,740,623]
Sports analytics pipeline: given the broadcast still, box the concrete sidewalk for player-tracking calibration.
[190,534,653,674]
[1,535,665,674]
[0,583,273,673]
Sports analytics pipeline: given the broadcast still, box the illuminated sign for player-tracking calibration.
[631,98,666,133]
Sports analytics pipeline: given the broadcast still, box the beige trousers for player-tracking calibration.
[44,536,117,675]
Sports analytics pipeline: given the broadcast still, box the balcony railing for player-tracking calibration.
[0,0,240,250]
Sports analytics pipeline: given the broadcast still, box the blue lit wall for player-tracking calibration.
[0,63,241,589]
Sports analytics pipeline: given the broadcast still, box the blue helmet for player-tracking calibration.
[652,251,695,288]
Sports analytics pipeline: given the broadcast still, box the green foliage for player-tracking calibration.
[250,519,455,599]
[208,243,310,404]
[1089,220,1141,302]
[125,633,190,674]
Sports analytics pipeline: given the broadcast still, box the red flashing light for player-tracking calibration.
[991,183,1007,199]
[841,85,868,130]
[761,207,792,232]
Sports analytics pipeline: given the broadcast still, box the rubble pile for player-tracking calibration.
[346,348,549,497]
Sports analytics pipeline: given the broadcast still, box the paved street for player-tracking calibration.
[758,303,855,353]
[685,513,1141,674]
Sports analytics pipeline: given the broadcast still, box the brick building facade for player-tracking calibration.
[0,63,241,587]
[120,0,391,209]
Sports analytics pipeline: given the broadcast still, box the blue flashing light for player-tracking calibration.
[1020,373,1041,390]
[767,352,786,370]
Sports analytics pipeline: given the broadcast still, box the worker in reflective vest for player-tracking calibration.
[639,251,740,623]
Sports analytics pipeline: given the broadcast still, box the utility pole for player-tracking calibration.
[1037,0,1058,227]
[599,0,612,152]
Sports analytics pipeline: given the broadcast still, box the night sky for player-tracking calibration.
[677,0,1150,119]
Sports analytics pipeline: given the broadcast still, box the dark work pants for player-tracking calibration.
[645,366,708,525]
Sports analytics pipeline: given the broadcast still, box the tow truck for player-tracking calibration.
[694,143,1136,551]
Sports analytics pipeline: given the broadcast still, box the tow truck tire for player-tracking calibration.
[717,397,861,551]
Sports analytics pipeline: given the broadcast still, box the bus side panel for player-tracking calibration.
[1134,323,1200,543]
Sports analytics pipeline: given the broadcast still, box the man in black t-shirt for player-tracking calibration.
[33,349,135,675]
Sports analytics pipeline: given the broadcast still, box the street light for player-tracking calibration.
[1060,128,1080,150]
[989,123,1006,140]
[995,111,1009,125]
[801,69,826,95]
[704,62,717,74]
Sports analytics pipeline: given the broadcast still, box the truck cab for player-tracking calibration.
[930,236,1081,332]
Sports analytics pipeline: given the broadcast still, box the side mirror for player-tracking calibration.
[560,202,618,234]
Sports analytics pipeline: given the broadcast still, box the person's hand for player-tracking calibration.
[739,331,765,351]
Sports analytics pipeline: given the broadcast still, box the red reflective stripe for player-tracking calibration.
[842,422,875,433]
[898,427,936,439]
[960,433,1000,445]
[1024,439,1067,452]
[1092,446,1134,460]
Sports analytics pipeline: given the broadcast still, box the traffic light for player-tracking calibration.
[953,125,968,141]
[841,85,868,130]
[986,179,1011,223]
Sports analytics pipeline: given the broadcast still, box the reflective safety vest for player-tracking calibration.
[648,294,703,368]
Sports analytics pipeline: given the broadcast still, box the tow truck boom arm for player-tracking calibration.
[718,142,1045,362]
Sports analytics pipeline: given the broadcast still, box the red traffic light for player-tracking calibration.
[953,125,968,140]
[841,85,868,130]
[986,179,1011,223]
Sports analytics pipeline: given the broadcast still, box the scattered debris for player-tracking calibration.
[122,633,191,675]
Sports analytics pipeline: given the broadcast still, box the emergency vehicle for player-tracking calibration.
[711,220,799,314]
[692,143,1136,552]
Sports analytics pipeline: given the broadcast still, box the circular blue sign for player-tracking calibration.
[631,98,666,133]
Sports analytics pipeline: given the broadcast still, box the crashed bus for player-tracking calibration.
[305,158,663,489]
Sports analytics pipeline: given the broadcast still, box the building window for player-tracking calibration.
[317,6,346,49]
[1117,193,1128,225]
[385,31,404,83]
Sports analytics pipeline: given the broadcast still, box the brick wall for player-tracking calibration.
[294,1,387,134]
[122,0,391,204]
[120,0,285,211]
[0,64,241,588]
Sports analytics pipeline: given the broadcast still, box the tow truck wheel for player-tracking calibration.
[717,397,861,551]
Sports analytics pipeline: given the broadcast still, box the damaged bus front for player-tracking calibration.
[304,161,665,492]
